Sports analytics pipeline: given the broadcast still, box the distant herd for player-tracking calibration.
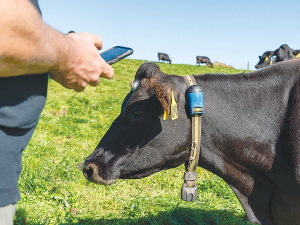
[158,44,300,69]
[158,52,214,67]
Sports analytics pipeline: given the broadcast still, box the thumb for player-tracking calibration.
[99,57,114,79]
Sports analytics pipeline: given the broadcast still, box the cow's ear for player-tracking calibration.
[155,83,172,115]
[143,78,172,114]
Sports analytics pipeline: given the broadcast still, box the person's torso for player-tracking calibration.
[0,0,48,129]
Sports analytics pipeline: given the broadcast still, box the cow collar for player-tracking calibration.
[180,75,204,202]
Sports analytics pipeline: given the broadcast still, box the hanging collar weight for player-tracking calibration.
[181,75,204,202]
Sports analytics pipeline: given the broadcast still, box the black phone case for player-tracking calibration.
[101,46,134,65]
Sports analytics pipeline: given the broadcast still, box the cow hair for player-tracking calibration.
[133,62,172,113]
[264,51,274,58]
[135,62,163,80]
[141,78,172,114]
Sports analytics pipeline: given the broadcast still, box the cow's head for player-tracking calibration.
[255,51,274,69]
[274,44,295,62]
[83,63,191,185]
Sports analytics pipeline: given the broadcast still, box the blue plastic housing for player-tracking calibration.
[186,86,204,115]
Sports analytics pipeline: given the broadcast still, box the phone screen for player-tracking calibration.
[100,47,132,62]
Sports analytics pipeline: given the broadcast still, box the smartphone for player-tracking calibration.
[100,46,133,65]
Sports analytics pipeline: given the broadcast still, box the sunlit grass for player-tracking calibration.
[16,59,252,224]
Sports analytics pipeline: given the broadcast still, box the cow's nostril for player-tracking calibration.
[83,166,93,180]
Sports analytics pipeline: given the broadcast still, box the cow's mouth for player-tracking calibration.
[83,163,118,185]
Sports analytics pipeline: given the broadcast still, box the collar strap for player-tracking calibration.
[181,75,204,201]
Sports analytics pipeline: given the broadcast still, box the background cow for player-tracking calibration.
[255,45,300,69]
[196,56,213,67]
[83,61,300,225]
[274,44,295,62]
[255,51,275,69]
[158,52,172,64]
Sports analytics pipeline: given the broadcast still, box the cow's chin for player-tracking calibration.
[89,175,119,185]
[120,167,163,179]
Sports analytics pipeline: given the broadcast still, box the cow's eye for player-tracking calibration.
[132,109,144,118]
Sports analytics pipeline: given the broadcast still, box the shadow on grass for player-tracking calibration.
[15,207,253,225]
[14,207,27,225]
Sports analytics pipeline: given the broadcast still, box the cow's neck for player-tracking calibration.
[187,72,291,196]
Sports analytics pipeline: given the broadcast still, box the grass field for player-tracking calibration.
[15,59,254,225]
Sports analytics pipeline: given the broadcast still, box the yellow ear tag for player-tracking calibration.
[265,57,269,61]
[296,53,300,58]
[163,108,169,120]
[171,91,178,120]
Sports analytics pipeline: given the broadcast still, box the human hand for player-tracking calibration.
[49,32,114,92]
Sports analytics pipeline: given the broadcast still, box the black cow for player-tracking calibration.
[158,52,171,64]
[83,61,300,225]
[196,56,213,67]
[255,51,275,69]
[256,45,300,69]
[274,44,295,63]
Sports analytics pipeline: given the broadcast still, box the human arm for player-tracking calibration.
[0,0,114,92]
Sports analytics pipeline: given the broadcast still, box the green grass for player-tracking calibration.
[16,59,253,225]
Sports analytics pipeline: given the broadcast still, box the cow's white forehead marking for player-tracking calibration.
[132,80,140,91]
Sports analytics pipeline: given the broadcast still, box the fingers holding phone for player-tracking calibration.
[88,57,114,87]
[99,56,114,79]
[99,46,133,79]
[50,32,114,92]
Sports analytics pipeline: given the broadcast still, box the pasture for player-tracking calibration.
[15,59,253,224]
